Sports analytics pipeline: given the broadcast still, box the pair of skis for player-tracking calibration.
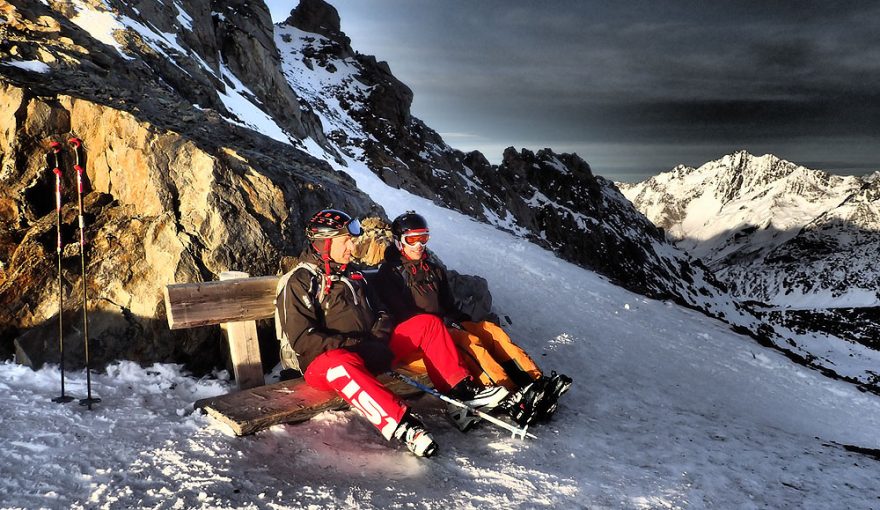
[389,372,537,440]
[49,138,100,410]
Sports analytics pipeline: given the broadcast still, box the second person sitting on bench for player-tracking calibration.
[373,211,572,430]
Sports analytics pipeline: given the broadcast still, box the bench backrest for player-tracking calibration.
[164,274,281,329]
[164,272,280,390]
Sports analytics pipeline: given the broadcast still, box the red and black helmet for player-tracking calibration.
[305,209,362,241]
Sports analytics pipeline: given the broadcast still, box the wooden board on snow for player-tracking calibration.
[194,372,431,436]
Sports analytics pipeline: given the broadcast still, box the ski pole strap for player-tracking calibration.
[388,371,537,440]
[50,142,63,208]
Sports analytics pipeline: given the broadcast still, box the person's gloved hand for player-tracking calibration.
[345,340,394,374]
[370,311,393,342]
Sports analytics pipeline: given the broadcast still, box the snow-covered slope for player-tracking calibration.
[2,178,879,509]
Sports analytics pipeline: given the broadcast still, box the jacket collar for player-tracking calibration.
[303,250,348,275]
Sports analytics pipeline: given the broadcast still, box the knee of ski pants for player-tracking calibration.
[448,326,487,350]
[462,320,505,342]
[304,349,368,391]
[390,314,445,355]
[397,313,444,336]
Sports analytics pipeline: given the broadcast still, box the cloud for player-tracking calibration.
[437,132,482,139]
[272,0,880,177]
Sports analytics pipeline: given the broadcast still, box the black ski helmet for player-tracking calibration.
[305,209,362,241]
[391,211,428,237]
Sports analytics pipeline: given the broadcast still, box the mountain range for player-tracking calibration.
[619,151,880,357]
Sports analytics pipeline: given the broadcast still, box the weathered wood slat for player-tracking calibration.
[219,272,265,390]
[164,275,280,329]
[194,372,432,436]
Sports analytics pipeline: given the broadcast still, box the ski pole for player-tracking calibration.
[69,137,100,409]
[388,372,536,440]
[49,142,75,404]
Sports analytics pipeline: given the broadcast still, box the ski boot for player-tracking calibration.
[446,377,509,432]
[500,377,547,426]
[535,371,573,421]
[393,412,437,457]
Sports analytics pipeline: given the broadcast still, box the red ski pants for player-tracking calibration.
[304,314,470,439]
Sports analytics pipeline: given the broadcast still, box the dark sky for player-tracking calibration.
[267,1,880,182]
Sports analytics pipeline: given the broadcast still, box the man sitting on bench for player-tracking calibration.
[274,209,508,457]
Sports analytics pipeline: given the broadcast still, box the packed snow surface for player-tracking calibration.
[2,162,879,509]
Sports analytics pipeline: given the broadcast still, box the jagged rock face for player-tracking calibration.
[287,0,348,44]
[0,0,329,149]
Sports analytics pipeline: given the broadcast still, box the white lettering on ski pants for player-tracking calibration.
[326,365,399,440]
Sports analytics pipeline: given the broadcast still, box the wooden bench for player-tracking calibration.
[163,271,426,436]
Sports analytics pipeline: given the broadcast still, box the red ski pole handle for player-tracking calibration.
[68,137,85,193]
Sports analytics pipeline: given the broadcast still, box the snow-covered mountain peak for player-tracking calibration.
[620,151,864,261]
[623,151,880,354]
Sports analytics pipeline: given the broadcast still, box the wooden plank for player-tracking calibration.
[164,275,280,329]
[221,319,265,390]
[194,372,432,436]
[219,272,265,390]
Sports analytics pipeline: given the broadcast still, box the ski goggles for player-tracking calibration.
[401,230,430,247]
[345,218,362,237]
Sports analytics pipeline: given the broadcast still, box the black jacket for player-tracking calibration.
[276,252,393,372]
[374,247,470,324]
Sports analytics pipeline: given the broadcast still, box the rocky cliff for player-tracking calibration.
[0,0,377,371]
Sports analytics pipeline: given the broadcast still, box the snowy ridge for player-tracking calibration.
[276,24,374,155]
[620,151,880,377]
[60,0,317,148]
[619,150,880,308]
